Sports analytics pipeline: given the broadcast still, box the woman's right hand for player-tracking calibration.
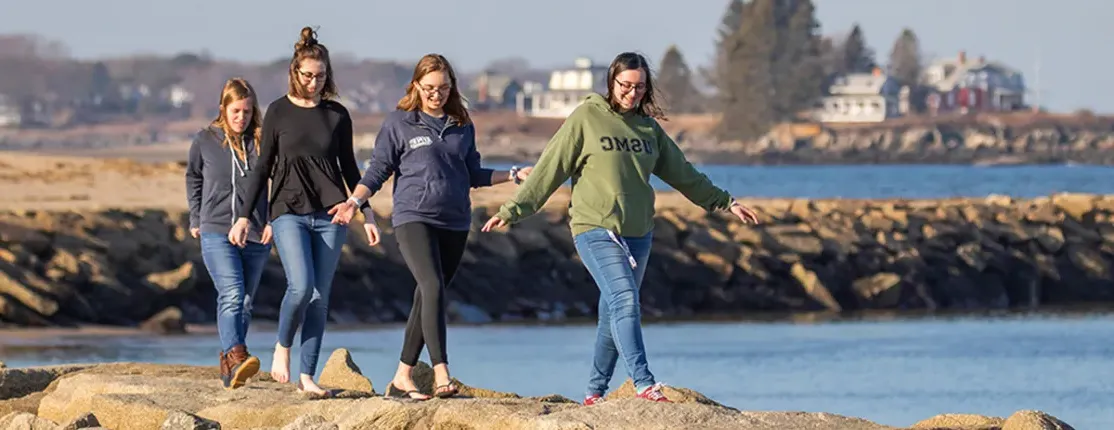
[481,216,508,232]
[228,218,251,247]
[363,221,381,246]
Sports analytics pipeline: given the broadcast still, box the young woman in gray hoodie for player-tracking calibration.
[185,77,272,390]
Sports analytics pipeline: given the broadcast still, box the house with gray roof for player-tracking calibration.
[921,51,1026,114]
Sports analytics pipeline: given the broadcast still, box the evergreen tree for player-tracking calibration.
[658,45,703,113]
[718,0,777,141]
[842,24,877,73]
[887,28,922,86]
[771,0,825,121]
[702,0,745,102]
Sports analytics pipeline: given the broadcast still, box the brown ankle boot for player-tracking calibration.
[225,344,261,390]
[219,351,232,389]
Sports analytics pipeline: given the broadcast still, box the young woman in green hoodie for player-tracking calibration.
[482,52,759,405]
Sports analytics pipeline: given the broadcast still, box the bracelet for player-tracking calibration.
[347,196,364,207]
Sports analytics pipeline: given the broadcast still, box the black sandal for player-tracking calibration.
[385,382,430,400]
[434,383,459,398]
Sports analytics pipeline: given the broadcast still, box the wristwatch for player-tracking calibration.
[509,165,522,185]
[347,196,365,207]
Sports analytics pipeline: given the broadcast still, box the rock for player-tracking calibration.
[606,379,729,408]
[146,262,196,294]
[789,262,841,312]
[0,268,60,318]
[852,273,903,308]
[281,415,337,430]
[911,413,1004,429]
[0,411,59,430]
[1,192,1113,327]
[1051,193,1094,221]
[160,411,219,430]
[25,362,926,430]
[139,307,186,334]
[60,412,100,430]
[1002,410,1075,430]
[318,348,373,394]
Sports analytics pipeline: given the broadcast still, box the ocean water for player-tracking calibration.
[476,163,1114,199]
[3,313,1112,429]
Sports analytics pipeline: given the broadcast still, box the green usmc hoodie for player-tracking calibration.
[495,93,732,237]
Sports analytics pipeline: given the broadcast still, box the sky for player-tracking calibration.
[1,0,1107,113]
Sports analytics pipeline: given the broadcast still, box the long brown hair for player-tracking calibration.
[288,26,337,100]
[210,78,262,163]
[604,52,666,120]
[396,54,471,125]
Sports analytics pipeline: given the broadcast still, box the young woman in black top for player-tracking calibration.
[229,26,378,395]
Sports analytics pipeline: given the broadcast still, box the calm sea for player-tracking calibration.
[2,313,1112,429]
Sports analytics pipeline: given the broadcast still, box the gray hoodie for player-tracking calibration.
[186,125,269,243]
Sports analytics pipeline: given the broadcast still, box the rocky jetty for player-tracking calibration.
[0,351,1076,429]
[728,113,1114,165]
[0,188,1112,328]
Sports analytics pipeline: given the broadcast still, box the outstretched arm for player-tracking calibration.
[652,124,733,211]
[490,110,585,226]
[463,124,530,187]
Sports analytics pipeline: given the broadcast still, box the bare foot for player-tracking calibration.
[271,344,290,383]
[297,374,328,395]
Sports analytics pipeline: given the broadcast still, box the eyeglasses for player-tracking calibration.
[416,83,452,94]
[614,80,646,92]
[298,70,327,81]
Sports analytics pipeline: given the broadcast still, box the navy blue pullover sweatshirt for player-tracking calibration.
[357,109,494,231]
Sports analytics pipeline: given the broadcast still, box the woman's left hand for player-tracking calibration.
[730,202,760,224]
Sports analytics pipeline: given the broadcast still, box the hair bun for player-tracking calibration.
[296,26,317,49]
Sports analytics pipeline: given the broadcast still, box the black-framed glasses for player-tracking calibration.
[298,70,327,81]
[614,79,646,92]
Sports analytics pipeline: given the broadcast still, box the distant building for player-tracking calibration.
[921,51,1026,114]
[523,57,608,118]
[467,72,523,111]
[0,94,21,128]
[813,68,902,123]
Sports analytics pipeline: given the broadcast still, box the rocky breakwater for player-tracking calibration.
[701,113,1114,165]
[0,350,1079,429]
[0,191,1112,328]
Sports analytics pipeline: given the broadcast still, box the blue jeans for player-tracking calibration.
[270,211,348,377]
[573,227,655,396]
[200,232,271,353]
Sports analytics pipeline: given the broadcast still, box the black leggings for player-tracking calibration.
[395,222,469,366]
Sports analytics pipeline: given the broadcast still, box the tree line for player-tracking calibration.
[653,0,925,141]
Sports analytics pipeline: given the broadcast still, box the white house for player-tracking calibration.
[813,68,902,123]
[0,94,21,128]
[521,57,608,118]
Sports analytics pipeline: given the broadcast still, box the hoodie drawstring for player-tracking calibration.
[607,230,637,269]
